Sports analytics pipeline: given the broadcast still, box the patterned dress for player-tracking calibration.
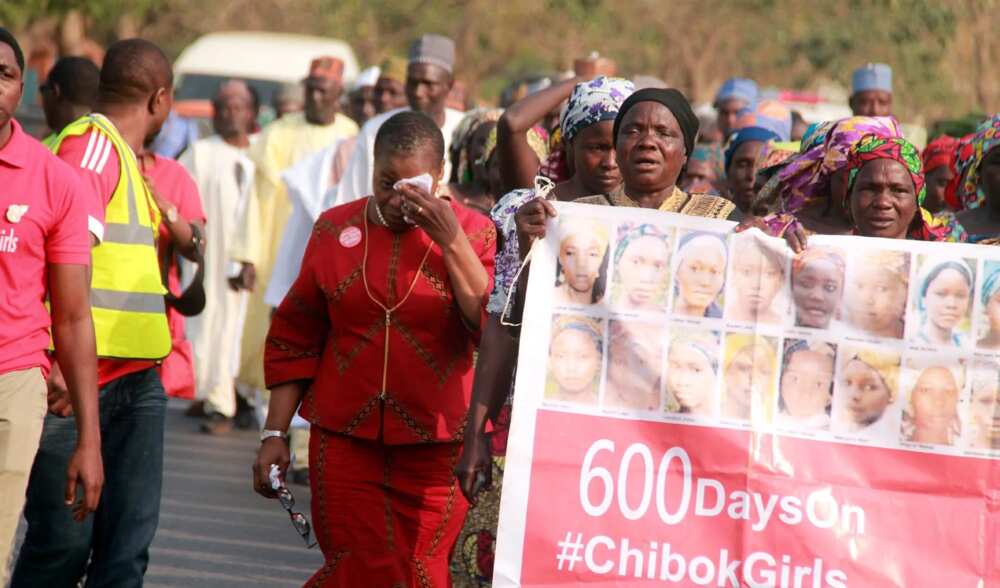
[266,197,496,587]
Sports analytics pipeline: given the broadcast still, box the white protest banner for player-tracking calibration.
[495,201,1000,587]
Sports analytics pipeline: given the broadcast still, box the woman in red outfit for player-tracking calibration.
[253,111,496,587]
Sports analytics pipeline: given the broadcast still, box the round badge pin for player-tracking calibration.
[339,226,362,248]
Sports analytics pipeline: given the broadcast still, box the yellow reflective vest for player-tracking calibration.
[49,114,172,360]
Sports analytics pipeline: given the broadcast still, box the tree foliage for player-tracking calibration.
[2,0,996,119]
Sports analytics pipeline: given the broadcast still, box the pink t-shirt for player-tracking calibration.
[0,119,91,376]
[141,152,206,399]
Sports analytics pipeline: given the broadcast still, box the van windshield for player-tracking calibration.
[175,74,285,108]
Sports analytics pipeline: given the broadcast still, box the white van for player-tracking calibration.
[173,31,359,118]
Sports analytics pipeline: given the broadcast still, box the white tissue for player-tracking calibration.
[393,173,433,194]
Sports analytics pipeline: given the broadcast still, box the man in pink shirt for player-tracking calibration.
[0,28,103,585]
[139,149,206,400]
[12,39,174,587]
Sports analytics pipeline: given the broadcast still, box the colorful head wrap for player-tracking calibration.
[791,246,846,281]
[846,134,925,200]
[614,87,700,156]
[843,134,958,241]
[724,126,781,171]
[689,144,725,179]
[560,76,635,143]
[754,116,902,216]
[923,135,959,172]
[982,264,1000,306]
[956,114,1000,209]
[922,134,962,210]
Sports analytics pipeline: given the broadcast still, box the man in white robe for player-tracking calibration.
[264,37,466,307]
[179,80,261,434]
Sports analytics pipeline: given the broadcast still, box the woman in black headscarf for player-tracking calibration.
[517,88,742,234]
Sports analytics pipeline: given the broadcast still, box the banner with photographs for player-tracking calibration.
[494,202,1000,588]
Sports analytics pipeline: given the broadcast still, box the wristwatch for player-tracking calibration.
[260,429,287,442]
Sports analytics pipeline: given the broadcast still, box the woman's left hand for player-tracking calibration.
[398,184,460,247]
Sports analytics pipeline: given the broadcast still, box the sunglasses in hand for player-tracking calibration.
[270,465,317,549]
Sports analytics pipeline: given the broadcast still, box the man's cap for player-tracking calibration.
[408,34,455,74]
[852,63,892,94]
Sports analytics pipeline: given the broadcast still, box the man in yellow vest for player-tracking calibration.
[12,39,176,587]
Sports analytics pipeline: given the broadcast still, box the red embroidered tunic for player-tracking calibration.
[264,197,496,444]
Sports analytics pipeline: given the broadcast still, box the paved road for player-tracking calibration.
[146,401,322,587]
[12,401,322,587]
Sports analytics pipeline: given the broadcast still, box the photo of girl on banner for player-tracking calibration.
[843,249,910,340]
[910,256,975,348]
[966,361,1000,450]
[832,346,902,440]
[553,219,610,306]
[721,334,778,422]
[724,232,789,325]
[791,246,847,330]
[604,320,666,412]
[777,339,837,430]
[610,223,674,312]
[976,261,1000,350]
[900,359,965,447]
[672,231,728,319]
[665,329,720,417]
[545,315,604,405]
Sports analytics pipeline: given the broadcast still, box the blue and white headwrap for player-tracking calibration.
[560,76,635,143]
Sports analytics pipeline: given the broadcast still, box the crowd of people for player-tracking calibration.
[0,22,998,588]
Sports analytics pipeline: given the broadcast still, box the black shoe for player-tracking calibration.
[200,414,235,435]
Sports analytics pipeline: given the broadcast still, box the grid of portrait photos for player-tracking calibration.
[534,205,1000,460]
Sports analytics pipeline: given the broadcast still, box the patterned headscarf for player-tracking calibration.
[539,76,635,184]
[956,114,1000,209]
[561,76,636,143]
[756,116,902,216]
[846,135,925,201]
[844,135,966,242]
[690,144,725,179]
